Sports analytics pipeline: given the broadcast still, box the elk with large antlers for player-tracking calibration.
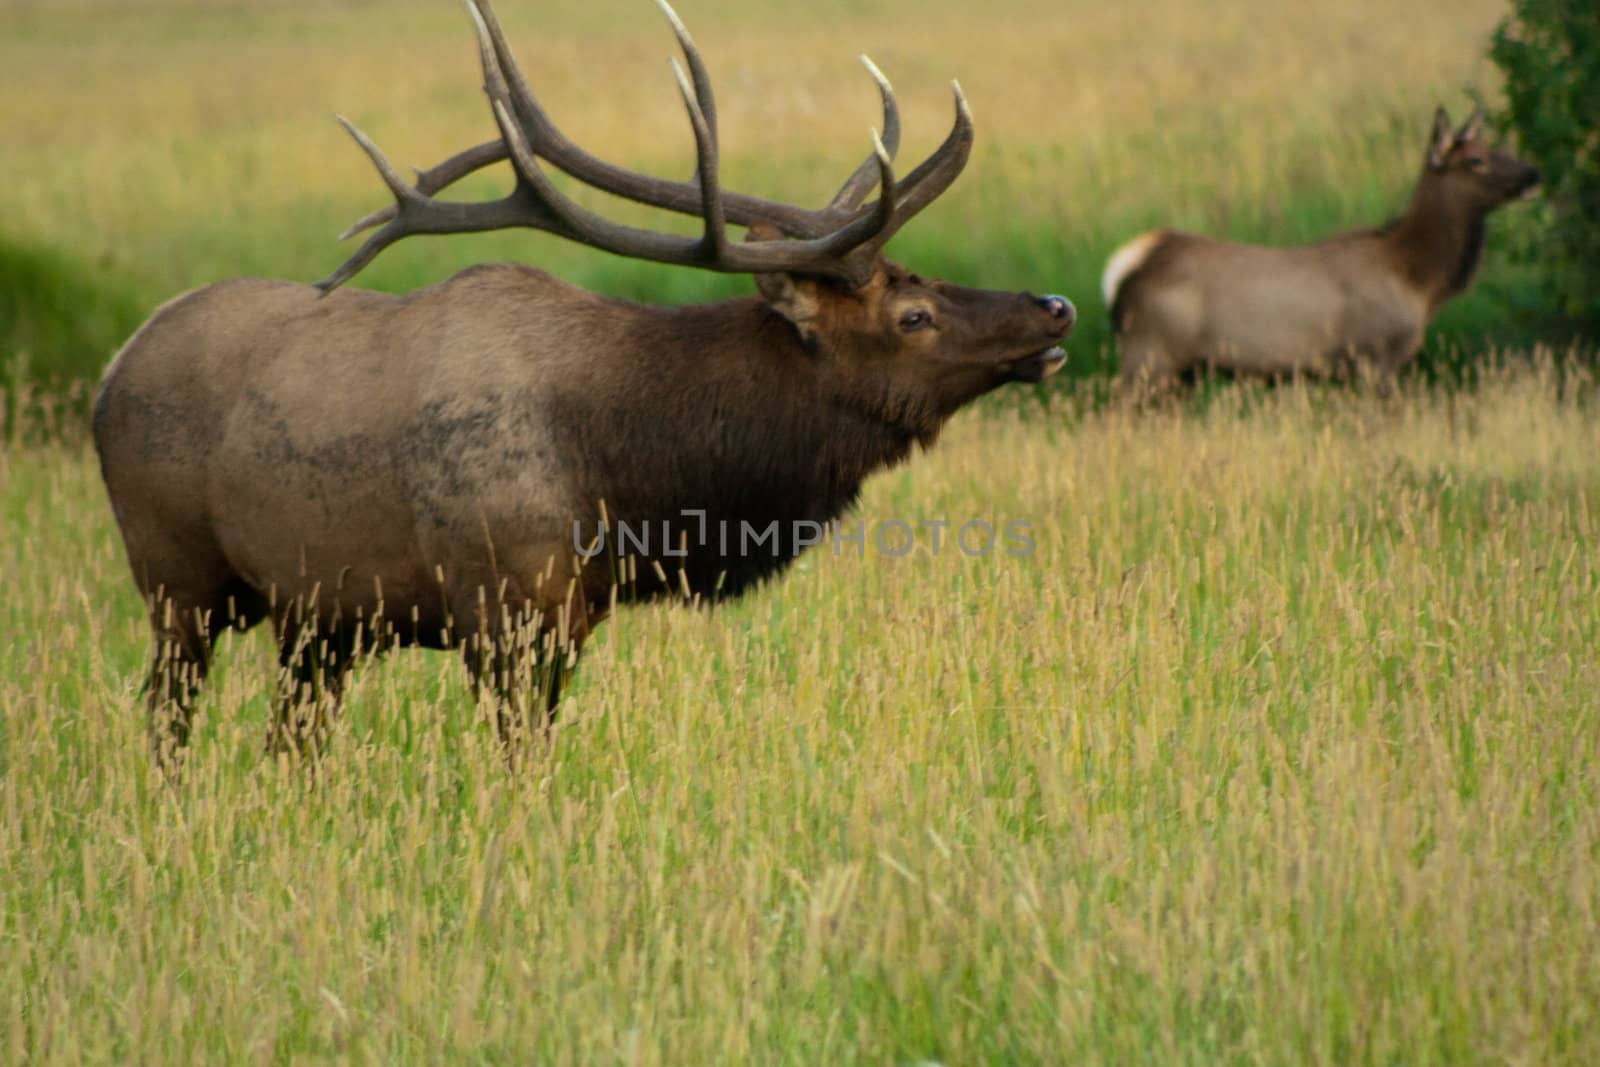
[93,0,1076,764]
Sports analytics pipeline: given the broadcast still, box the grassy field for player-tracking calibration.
[6,0,1599,1061]
[4,360,1598,1061]
[0,0,1548,388]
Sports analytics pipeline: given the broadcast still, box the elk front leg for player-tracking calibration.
[464,625,574,751]
[1367,327,1423,394]
[463,592,593,759]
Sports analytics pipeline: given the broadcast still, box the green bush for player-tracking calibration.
[0,234,144,391]
[1491,0,1600,329]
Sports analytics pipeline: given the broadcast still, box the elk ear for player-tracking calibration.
[745,220,823,339]
[754,271,823,338]
[1455,106,1485,144]
[1427,107,1454,169]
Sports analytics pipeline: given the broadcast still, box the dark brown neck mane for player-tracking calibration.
[554,297,939,599]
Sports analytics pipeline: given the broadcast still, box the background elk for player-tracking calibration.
[1102,106,1539,391]
[92,0,1076,763]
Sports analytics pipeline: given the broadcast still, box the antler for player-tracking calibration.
[315,0,973,291]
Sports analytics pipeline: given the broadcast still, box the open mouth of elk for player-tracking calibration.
[1011,346,1070,382]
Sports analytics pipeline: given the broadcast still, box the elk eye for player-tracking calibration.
[898,309,932,332]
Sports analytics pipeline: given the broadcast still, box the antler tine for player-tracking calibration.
[333,116,428,210]
[317,192,548,292]
[467,0,709,211]
[469,1,617,248]
[483,0,835,233]
[317,216,415,293]
[469,0,564,149]
[830,128,898,280]
[670,57,727,257]
[736,124,898,283]
[468,0,808,229]
[338,140,509,241]
[827,55,902,213]
[326,0,537,244]
[473,16,795,274]
[790,128,898,258]
[316,117,430,290]
[895,82,973,208]
[853,80,973,254]
[315,118,548,291]
[655,0,719,159]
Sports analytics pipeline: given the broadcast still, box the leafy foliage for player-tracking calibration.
[1491,0,1600,328]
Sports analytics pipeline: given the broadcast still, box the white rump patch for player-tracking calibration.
[1100,231,1164,306]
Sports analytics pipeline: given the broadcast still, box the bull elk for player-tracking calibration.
[92,0,1076,764]
[1102,107,1539,391]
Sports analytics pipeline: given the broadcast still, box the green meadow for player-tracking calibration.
[4,0,1597,1061]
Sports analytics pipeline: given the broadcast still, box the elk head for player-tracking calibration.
[1424,106,1541,210]
[753,253,1072,437]
[317,0,1075,431]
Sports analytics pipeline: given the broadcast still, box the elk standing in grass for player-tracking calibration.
[1102,107,1539,392]
[92,0,1076,765]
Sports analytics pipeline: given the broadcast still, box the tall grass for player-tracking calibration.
[3,358,1597,1061]
[0,0,1541,383]
[5,1,1594,1059]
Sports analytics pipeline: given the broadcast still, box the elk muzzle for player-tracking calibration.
[1007,294,1075,382]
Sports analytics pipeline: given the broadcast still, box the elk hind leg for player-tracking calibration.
[142,576,264,773]
[1115,332,1186,403]
[268,606,356,761]
[143,598,214,773]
